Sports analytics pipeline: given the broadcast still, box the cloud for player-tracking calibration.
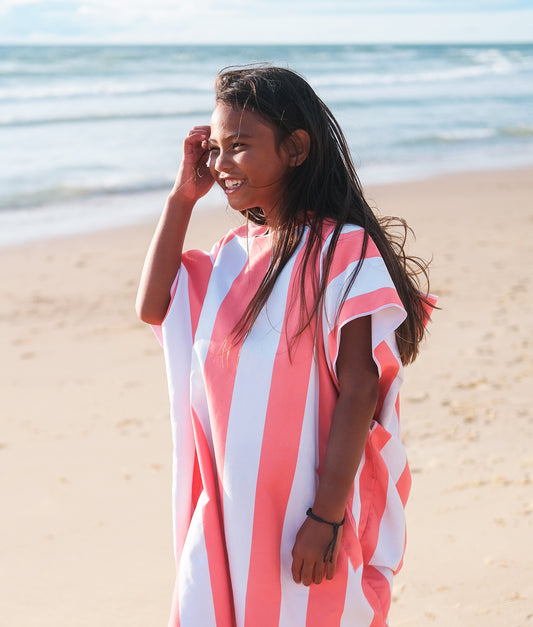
[295,0,532,13]
[0,2,89,39]
[0,0,251,41]
[0,0,532,43]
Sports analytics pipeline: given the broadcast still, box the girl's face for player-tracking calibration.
[208,104,291,223]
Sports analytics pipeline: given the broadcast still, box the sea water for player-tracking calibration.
[1,43,532,244]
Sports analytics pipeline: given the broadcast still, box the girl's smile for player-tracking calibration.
[207,104,291,222]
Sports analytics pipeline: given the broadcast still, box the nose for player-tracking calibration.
[211,149,231,174]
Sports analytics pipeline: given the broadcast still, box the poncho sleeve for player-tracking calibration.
[151,237,223,346]
[321,226,406,387]
[149,241,219,569]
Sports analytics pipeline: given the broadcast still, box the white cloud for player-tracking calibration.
[0,0,532,43]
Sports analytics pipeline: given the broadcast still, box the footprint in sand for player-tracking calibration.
[115,418,143,432]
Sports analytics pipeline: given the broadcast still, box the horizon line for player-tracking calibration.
[1,39,532,46]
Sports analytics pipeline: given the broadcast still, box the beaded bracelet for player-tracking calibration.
[306,507,346,563]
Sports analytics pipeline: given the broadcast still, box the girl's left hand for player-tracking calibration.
[291,516,343,585]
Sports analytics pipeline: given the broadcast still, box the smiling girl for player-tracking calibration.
[136,66,435,626]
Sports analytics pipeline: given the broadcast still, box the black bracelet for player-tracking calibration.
[306,507,345,563]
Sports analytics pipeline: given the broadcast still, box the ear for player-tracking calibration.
[286,129,310,167]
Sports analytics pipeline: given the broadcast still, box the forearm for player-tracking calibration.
[291,315,378,585]
[135,192,195,325]
[291,368,378,586]
[312,381,378,522]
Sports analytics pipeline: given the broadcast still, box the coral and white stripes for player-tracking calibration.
[154,222,410,626]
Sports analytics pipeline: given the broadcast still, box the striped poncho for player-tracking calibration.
[154,221,410,626]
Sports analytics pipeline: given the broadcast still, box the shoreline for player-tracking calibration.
[2,165,532,626]
[2,162,533,250]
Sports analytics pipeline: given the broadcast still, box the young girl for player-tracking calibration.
[136,66,435,626]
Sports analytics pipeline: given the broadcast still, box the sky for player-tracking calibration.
[1,0,532,45]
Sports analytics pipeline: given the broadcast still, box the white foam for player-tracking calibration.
[0,187,222,248]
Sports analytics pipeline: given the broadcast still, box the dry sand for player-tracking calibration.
[1,168,532,626]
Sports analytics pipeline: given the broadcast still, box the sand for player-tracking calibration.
[1,168,532,626]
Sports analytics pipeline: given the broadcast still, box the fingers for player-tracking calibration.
[183,126,210,159]
[186,125,210,144]
[300,560,315,587]
[326,557,336,580]
[291,555,303,584]
[291,557,326,586]
[188,125,211,134]
[291,540,326,587]
[313,561,326,585]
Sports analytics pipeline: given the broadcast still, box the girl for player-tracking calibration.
[136,66,435,626]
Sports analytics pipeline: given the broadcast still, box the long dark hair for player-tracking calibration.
[215,65,434,365]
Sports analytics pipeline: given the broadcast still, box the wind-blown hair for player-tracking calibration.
[215,65,434,365]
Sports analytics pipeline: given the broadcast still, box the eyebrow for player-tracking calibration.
[207,133,253,147]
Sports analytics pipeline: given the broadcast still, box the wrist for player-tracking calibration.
[312,481,349,522]
[310,500,347,523]
[166,191,196,213]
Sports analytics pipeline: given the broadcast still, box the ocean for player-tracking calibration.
[1,43,532,245]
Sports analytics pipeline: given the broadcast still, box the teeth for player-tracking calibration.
[224,179,242,189]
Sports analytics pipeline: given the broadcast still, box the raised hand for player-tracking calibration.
[171,125,214,203]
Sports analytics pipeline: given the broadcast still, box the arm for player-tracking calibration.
[291,314,379,586]
[135,125,214,325]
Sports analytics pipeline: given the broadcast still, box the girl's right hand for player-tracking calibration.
[170,125,214,204]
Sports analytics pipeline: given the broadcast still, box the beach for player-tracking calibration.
[1,166,532,626]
